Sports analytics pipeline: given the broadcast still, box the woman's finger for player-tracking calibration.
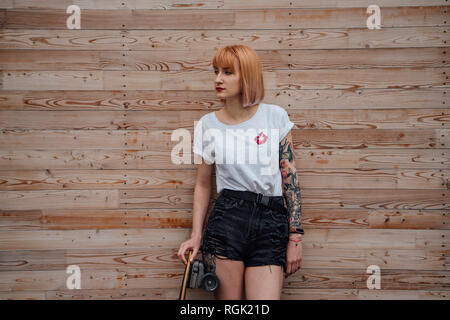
[290,262,296,275]
[177,245,182,260]
[286,262,292,277]
[292,261,298,273]
[191,247,198,262]
[180,245,187,264]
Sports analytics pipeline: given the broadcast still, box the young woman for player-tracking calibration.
[177,45,304,300]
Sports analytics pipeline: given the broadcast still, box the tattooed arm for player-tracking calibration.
[279,131,304,235]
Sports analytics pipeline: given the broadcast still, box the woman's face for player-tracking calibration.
[214,58,241,99]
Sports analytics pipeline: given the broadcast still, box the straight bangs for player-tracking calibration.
[212,49,238,74]
[212,45,264,107]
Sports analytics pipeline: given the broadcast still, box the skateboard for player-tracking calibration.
[178,250,193,300]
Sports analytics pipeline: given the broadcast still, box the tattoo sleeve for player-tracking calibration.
[279,131,303,233]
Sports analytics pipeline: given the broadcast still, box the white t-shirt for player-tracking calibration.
[193,102,295,196]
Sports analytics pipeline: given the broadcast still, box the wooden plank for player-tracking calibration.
[283,47,449,69]
[3,7,446,29]
[0,108,448,130]
[0,110,208,129]
[108,68,448,91]
[0,208,196,230]
[294,149,450,169]
[0,149,192,170]
[289,128,449,149]
[2,71,103,90]
[0,130,130,150]
[1,187,447,211]
[0,208,447,231]
[281,288,449,300]
[0,149,448,170]
[0,169,195,190]
[0,50,102,70]
[0,47,448,70]
[0,290,45,300]
[0,29,127,50]
[368,209,449,230]
[294,168,450,189]
[1,0,445,10]
[1,27,446,50]
[0,247,446,271]
[283,269,450,290]
[94,268,450,290]
[0,267,447,292]
[0,168,448,191]
[0,228,191,250]
[44,287,213,300]
[0,268,127,291]
[303,188,450,211]
[0,189,119,210]
[0,88,446,111]
[4,67,447,91]
[0,287,445,300]
[275,67,449,90]
[0,129,448,150]
[0,228,446,250]
[0,89,223,110]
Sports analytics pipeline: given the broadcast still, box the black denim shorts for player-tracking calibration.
[200,188,289,273]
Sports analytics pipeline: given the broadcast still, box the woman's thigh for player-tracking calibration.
[214,257,245,300]
[244,265,284,300]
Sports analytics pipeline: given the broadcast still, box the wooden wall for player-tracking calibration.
[0,0,448,300]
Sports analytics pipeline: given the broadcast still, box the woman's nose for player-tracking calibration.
[215,71,225,81]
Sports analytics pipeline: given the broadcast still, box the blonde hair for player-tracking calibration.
[212,45,264,107]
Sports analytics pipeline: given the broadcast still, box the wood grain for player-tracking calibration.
[0,28,447,51]
[0,228,446,250]
[1,128,446,150]
[0,88,446,110]
[0,246,447,271]
[2,7,446,29]
[0,0,445,10]
[0,47,447,70]
[0,267,447,292]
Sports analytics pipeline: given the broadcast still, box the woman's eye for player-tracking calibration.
[214,70,232,75]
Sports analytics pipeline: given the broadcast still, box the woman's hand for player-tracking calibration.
[285,233,303,278]
[177,235,202,265]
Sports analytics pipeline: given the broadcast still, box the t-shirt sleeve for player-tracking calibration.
[279,108,295,141]
[193,117,215,164]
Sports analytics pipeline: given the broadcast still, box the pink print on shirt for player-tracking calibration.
[255,131,268,145]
